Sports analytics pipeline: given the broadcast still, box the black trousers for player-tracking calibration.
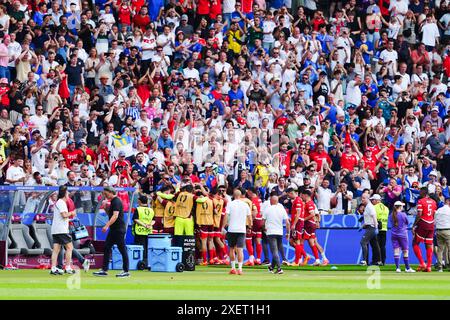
[134,234,148,262]
[102,230,129,272]
[268,235,283,270]
[262,232,269,261]
[377,231,387,264]
[361,226,381,264]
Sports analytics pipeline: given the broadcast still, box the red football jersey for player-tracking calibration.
[251,196,262,218]
[417,197,437,224]
[304,200,317,225]
[340,153,358,171]
[290,197,304,224]
[310,151,331,171]
[362,156,377,178]
[366,144,380,157]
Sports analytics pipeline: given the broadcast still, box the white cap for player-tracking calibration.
[394,201,405,206]
[255,60,262,66]
[205,162,213,168]
[370,194,381,201]
[432,106,439,112]
[419,132,427,138]
[430,170,438,176]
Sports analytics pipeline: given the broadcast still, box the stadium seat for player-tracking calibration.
[73,239,91,255]
[9,224,44,255]
[7,234,20,255]
[30,222,53,255]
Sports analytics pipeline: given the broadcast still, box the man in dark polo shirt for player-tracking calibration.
[93,186,130,277]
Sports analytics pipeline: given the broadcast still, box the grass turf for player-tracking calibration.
[0,265,450,300]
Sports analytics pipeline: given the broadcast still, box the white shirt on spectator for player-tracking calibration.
[422,22,440,47]
[227,199,251,233]
[51,199,69,235]
[262,203,288,236]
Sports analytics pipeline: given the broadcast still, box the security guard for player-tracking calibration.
[132,195,155,264]
[373,194,389,265]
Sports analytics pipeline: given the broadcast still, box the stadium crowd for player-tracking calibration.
[0,0,450,271]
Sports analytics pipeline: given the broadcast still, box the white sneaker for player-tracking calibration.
[312,259,321,266]
[396,268,401,273]
[405,268,416,273]
[65,268,75,274]
[359,260,367,266]
[82,259,90,272]
[50,267,64,275]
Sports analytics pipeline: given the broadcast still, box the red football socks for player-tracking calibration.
[209,249,216,261]
[311,244,319,260]
[202,250,207,262]
[256,243,262,260]
[413,243,425,266]
[300,244,307,259]
[295,244,302,263]
[246,239,254,256]
[426,247,433,268]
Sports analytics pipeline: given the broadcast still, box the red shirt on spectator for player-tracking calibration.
[61,148,84,167]
[118,5,132,25]
[340,152,358,171]
[131,0,145,12]
[133,13,150,32]
[362,155,377,178]
[209,0,222,19]
[310,151,331,171]
[197,0,211,15]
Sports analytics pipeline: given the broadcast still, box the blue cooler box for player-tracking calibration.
[108,245,144,270]
[149,247,183,272]
[148,234,172,249]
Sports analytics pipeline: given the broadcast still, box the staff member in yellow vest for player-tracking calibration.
[195,186,215,265]
[132,195,155,265]
[173,182,208,236]
[373,194,389,265]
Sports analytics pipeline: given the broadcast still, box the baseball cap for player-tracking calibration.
[255,60,262,66]
[67,139,75,145]
[370,194,381,201]
[432,106,439,112]
[430,170,438,176]
[394,201,405,206]
[181,14,188,20]
[103,186,116,194]
[79,139,87,144]
[205,163,213,168]
[232,79,240,85]
[118,150,126,157]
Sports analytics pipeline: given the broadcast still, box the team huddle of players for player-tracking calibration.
[134,179,441,271]
[142,180,330,266]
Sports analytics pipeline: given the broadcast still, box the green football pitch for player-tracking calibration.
[0,265,450,300]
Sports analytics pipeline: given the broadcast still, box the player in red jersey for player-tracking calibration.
[287,188,308,266]
[413,188,437,272]
[212,186,228,264]
[247,188,263,265]
[301,189,329,266]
